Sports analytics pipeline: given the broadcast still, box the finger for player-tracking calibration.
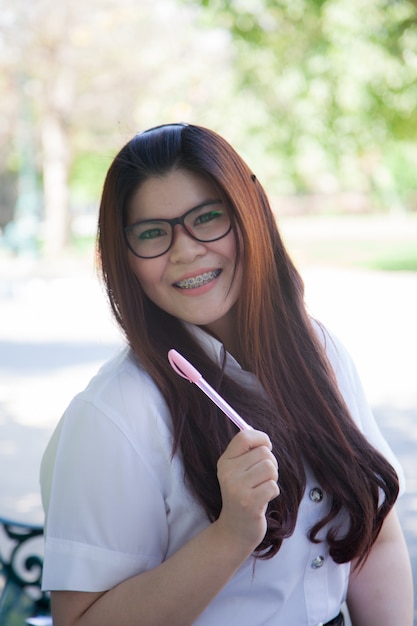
[254,478,281,505]
[245,458,279,489]
[242,446,279,473]
[235,476,280,514]
[225,430,273,459]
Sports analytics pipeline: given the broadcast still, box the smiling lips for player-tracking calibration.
[174,269,221,290]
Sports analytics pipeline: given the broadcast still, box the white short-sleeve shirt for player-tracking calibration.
[40,323,404,625]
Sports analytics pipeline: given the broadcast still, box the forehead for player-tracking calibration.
[128,169,220,222]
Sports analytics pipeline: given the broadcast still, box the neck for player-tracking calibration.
[200,313,240,362]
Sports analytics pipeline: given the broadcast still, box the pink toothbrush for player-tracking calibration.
[168,349,253,431]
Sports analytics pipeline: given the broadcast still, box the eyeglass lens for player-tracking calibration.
[125,201,231,258]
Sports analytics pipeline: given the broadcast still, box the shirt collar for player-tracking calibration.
[182,322,243,372]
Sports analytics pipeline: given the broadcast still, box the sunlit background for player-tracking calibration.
[0,0,416,620]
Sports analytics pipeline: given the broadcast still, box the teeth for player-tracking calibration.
[175,270,221,289]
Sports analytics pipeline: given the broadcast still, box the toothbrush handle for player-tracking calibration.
[198,379,253,431]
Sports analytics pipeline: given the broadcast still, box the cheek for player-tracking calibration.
[128,256,158,293]
[214,229,239,264]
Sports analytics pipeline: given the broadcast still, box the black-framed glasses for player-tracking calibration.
[124,200,232,259]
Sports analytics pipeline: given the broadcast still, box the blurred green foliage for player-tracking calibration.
[70,153,113,206]
[189,0,417,205]
[1,0,417,256]
[279,213,417,271]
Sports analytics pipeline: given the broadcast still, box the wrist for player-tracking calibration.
[209,517,257,566]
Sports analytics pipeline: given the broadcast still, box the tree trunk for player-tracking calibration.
[41,109,70,257]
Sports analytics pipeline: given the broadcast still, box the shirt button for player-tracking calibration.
[311,555,325,569]
[309,487,324,503]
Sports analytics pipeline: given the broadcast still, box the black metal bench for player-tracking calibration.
[0,517,51,625]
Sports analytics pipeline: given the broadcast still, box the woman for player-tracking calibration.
[41,123,413,625]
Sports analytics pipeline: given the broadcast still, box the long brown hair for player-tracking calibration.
[97,123,398,565]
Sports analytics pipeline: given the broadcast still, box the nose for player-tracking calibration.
[168,224,207,263]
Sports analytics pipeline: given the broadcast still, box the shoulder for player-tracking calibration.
[83,346,164,407]
[310,318,405,489]
[69,346,172,442]
[41,347,174,513]
[310,317,376,432]
[44,346,173,475]
[311,318,360,397]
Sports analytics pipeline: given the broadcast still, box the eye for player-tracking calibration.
[138,226,167,240]
[194,209,224,226]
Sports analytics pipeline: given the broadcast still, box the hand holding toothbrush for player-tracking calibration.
[168,349,280,552]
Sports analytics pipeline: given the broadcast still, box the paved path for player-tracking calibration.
[1,257,416,619]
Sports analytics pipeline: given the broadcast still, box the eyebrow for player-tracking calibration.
[131,199,223,225]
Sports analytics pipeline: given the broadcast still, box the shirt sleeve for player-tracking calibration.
[320,325,406,493]
[40,395,170,592]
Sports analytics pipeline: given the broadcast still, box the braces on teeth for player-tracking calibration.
[176,270,220,289]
